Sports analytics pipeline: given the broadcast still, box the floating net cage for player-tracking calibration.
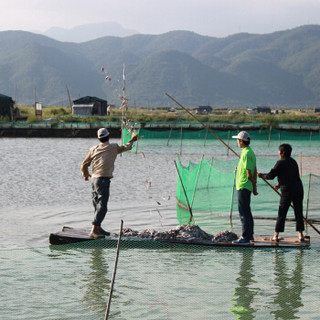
[175,156,320,229]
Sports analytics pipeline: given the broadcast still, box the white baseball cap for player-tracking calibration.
[232,131,250,141]
[97,128,109,138]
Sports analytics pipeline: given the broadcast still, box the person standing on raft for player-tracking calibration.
[232,131,258,244]
[81,128,138,239]
[258,144,305,242]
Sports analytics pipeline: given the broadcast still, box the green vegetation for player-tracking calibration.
[13,105,320,127]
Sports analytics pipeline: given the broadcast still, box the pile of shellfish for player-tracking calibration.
[122,225,238,243]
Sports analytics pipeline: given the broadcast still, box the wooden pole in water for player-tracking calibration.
[180,127,183,155]
[229,167,237,230]
[174,160,194,224]
[204,125,209,146]
[104,220,124,320]
[166,93,320,236]
[309,131,312,147]
[227,130,230,156]
[167,127,173,146]
[268,126,272,147]
[305,173,312,221]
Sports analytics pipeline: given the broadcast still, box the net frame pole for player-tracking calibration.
[204,125,209,146]
[180,127,183,155]
[309,131,312,146]
[268,126,272,147]
[229,167,237,230]
[167,127,173,146]
[305,173,312,221]
[174,159,193,224]
[227,130,230,156]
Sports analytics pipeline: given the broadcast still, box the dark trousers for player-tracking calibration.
[237,189,254,240]
[91,177,111,226]
[276,189,304,232]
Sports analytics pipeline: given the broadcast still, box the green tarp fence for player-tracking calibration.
[131,127,320,145]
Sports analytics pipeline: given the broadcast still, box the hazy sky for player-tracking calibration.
[1,0,320,37]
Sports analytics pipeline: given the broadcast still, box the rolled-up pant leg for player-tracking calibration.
[293,192,305,232]
[276,193,291,232]
[91,177,110,226]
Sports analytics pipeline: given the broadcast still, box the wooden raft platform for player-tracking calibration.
[49,227,310,248]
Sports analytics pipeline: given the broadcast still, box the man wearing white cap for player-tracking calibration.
[232,131,258,244]
[81,128,138,238]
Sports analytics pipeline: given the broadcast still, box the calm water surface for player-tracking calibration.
[1,137,320,319]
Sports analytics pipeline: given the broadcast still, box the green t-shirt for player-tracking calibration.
[236,146,256,191]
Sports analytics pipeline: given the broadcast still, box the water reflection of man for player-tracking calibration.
[230,249,256,320]
[271,250,304,319]
[82,248,110,315]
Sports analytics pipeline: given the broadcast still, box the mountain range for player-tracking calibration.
[0,25,320,107]
[42,22,139,42]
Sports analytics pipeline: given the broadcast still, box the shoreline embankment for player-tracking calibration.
[0,122,320,138]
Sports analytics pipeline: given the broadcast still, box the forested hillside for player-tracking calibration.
[0,25,319,107]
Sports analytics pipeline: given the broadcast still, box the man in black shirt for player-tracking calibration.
[258,144,305,242]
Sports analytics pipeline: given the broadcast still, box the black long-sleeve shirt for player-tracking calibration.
[260,157,303,193]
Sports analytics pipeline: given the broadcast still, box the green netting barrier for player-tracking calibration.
[128,127,320,146]
[122,127,140,152]
[1,240,320,319]
[176,156,320,229]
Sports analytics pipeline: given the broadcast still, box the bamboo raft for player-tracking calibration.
[49,227,310,248]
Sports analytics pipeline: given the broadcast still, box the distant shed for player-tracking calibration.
[72,96,107,116]
[0,93,15,120]
[194,106,213,115]
[253,106,271,114]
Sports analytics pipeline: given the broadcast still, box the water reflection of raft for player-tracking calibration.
[49,227,310,248]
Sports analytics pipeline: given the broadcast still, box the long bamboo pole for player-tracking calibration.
[166,93,320,236]
[166,93,240,158]
[104,220,124,320]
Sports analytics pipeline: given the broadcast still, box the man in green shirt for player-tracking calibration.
[232,131,258,244]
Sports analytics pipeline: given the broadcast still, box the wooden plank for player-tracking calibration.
[49,227,310,248]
